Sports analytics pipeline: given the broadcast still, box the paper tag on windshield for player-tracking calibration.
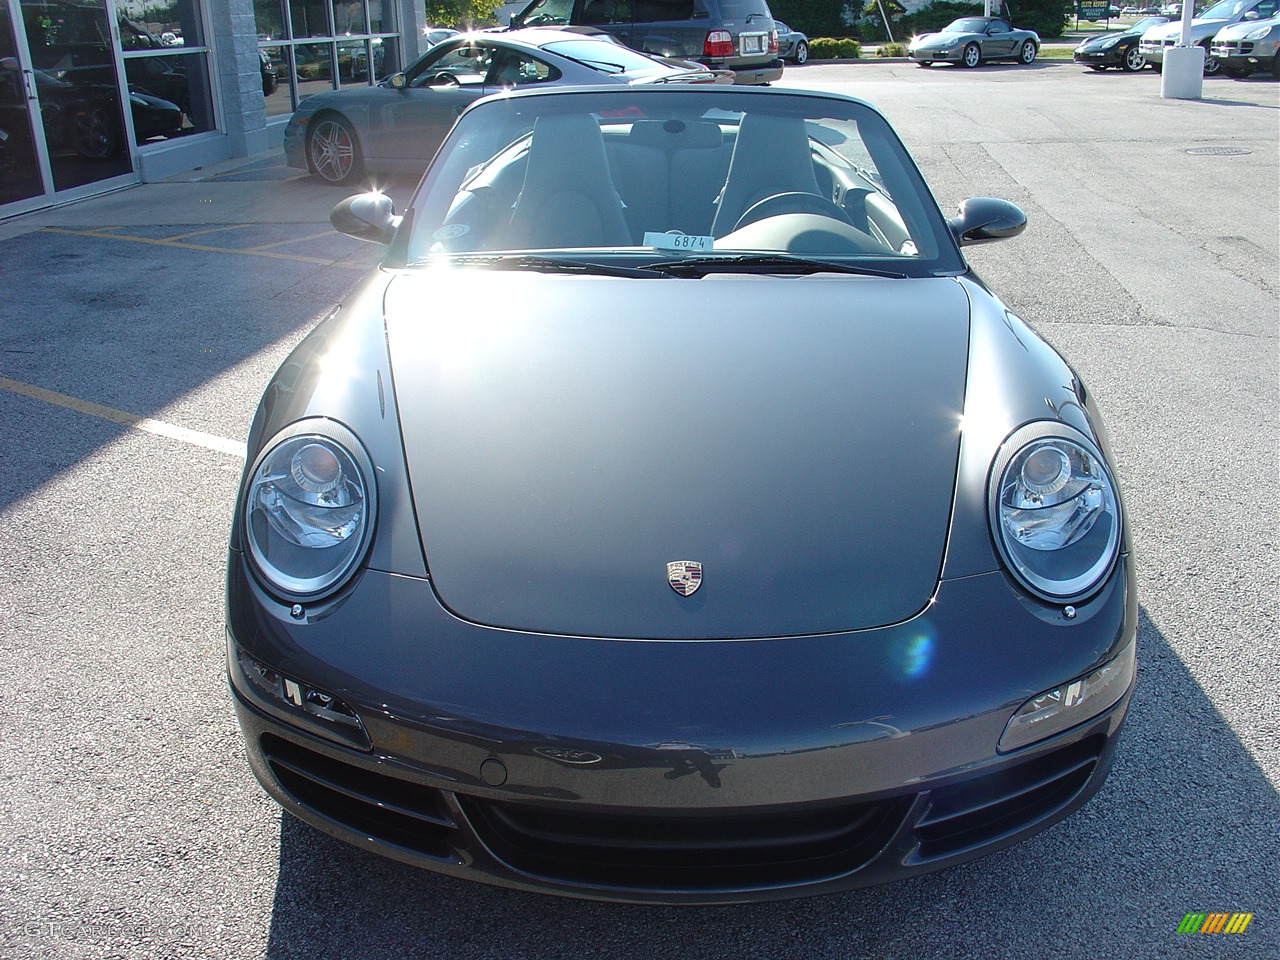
[644,232,713,253]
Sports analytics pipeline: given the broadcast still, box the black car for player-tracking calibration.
[228,85,1136,905]
[1073,15,1170,70]
[510,0,784,83]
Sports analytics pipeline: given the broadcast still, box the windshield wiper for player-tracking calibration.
[440,254,664,278]
[647,254,907,279]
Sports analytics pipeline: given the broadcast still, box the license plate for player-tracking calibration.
[740,35,763,55]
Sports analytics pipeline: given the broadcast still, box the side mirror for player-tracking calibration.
[948,197,1027,246]
[389,72,407,89]
[331,193,399,244]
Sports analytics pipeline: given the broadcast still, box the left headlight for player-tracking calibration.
[243,419,377,601]
[989,423,1122,602]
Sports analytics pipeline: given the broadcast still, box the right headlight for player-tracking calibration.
[243,419,377,602]
[989,422,1122,602]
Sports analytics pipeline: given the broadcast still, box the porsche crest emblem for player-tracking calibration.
[667,560,703,597]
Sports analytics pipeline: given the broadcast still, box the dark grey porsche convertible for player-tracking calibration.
[227,85,1136,904]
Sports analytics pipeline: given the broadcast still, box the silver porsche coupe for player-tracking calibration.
[228,85,1136,904]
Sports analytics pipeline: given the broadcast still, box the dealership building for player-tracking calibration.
[1,0,432,218]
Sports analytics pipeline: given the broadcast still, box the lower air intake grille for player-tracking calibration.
[461,795,911,891]
[261,733,456,861]
[915,735,1104,860]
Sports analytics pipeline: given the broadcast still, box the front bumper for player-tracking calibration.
[1139,40,1172,64]
[227,551,1137,904]
[909,47,963,62]
[1211,38,1279,67]
[1073,47,1126,67]
[282,115,308,170]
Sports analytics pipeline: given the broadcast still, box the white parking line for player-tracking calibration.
[0,376,245,459]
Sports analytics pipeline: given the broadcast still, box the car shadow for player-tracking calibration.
[0,165,421,516]
[261,607,1279,959]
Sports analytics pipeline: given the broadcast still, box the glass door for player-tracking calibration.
[0,0,49,206]
[19,0,133,190]
[1,0,136,216]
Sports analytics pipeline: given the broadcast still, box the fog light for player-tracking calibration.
[231,643,370,749]
[999,641,1134,752]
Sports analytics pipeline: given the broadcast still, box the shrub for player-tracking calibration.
[877,41,908,56]
[808,37,863,59]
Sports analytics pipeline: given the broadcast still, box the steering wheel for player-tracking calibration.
[430,71,461,86]
[734,192,856,232]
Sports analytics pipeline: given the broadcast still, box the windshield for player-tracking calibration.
[403,88,963,277]
[1198,0,1250,17]
[943,18,989,32]
[1131,16,1168,29]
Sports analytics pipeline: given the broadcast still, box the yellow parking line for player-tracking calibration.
[0,376,245,459]
[38,226,369,270]
[165,224,253,241]
[244,229,336,251]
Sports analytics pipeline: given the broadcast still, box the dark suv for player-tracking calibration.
[510,0,783,84]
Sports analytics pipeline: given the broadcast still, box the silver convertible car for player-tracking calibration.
[229,86,1136,904]
[908,17,1041,67]
[283,29,730,184]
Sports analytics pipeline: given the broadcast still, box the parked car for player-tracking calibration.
[773,20,809,64]
[509,0,783,84]
[908,17,1040,67]
[425,27,461,47]
[1139,0,1279,73]
[231,84,1136,905]
[1210,13,1280,74]
[1074,15,1170,69]
[285,29,732,184]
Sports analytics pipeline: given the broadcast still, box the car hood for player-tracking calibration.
[1080,29,1140,45]
[383,271,970,640]
[912,32,969,46]
[1147,18,1231,39]
[1214,17,1277,38]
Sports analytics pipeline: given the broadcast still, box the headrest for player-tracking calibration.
[628,119,723,151]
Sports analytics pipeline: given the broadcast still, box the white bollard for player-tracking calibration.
[1161,45,1205,100]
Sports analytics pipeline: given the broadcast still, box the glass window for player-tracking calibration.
[261,2,402,111]
[261,46,291,116]
[333,1,368,34]
[254,0,287,41]
[411,43,492,86]
[117,0,206,48]
[117,1,215,144]
[291,0,330,38]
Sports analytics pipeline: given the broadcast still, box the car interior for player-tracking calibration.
[418,109,923,259]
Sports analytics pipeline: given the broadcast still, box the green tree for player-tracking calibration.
[769,0,857,37]
[425,0,507,28]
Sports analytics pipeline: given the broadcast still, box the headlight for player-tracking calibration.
[1097,37,1121,50]
[989,423,1122,602]
[244,419,377,601]
[1245,24,1270,39]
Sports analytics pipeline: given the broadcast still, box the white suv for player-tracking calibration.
[1139,0,1279,74]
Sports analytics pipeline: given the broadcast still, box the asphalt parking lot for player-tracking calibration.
[0,60,1276,959]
